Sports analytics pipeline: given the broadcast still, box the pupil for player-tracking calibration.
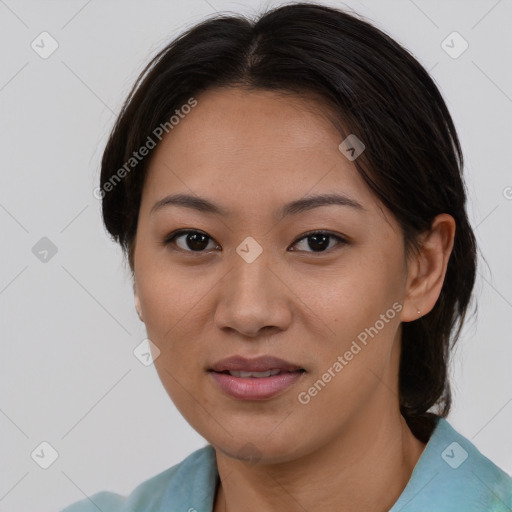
[184,233,330,252]
[187,233,208,251]
[308,234,329,252]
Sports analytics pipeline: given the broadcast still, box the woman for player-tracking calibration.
[62,3,512,511]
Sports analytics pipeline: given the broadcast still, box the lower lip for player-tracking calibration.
[209,371,304,400]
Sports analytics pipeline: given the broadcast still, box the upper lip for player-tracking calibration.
[209,355,304,373]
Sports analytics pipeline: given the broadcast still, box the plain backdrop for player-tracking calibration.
[0,0,511,510]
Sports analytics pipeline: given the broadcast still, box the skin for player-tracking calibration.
[132,87,456,512]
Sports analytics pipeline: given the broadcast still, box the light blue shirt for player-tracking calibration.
[60,417,512,511]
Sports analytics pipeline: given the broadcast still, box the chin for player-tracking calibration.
[210,434,308,466]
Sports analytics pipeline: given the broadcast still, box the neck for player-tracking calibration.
[213,410,426,512]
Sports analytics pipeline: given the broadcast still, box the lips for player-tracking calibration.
[227,369,282,378]
[209,355,304,374]
[208,355,305,399]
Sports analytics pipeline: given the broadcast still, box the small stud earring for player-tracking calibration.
[417,309,421,315]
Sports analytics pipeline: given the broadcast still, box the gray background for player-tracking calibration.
[0,0,511,510]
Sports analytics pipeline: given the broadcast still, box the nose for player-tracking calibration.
[214,250,293,339]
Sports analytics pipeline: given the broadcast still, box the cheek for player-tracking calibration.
[304,259,400,331]
[147,316,205,413]
[137,262,208,328]
[136,273,207,387]
[151,358,207,435]
[298,258,403,383]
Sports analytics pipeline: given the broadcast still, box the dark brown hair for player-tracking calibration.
[99,2,477,442]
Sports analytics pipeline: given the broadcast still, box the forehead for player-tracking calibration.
[140,87,381,217]
[162,87,340,153]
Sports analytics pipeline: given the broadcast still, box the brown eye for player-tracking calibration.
[164,230,218,252]
[290,231,347,253]
[163,229,347,254]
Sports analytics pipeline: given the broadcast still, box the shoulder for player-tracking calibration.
[444,420,512,511]
[59,445,218,512]
[392,417,512,511]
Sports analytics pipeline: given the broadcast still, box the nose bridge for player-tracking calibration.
[214,239,291,336]
[229,240,275,300]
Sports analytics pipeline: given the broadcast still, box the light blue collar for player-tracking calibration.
[126,416,512,512]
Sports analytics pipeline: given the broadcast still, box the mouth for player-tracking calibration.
[211,369,306,378]
[209,354,305,374]
[208,368,306,401]
[207,355,306,400]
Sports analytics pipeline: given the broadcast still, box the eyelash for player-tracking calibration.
[162,229,348,255]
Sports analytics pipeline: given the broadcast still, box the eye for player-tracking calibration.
[163,230,219,253]
[162,229,348,254]
[289,230,348,253]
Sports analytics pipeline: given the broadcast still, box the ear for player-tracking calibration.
[400,213,456,322]
[133,280,143,322]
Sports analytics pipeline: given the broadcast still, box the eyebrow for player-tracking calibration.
[150,192,365,219]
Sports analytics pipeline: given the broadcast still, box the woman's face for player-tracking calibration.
[133,87,417,463]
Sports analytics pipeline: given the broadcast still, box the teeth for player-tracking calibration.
[228,369,282,378]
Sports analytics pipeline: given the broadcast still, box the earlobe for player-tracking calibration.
[400,213,456,323]
[134,282,144,322]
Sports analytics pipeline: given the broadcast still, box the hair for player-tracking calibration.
[99,2,477,443]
